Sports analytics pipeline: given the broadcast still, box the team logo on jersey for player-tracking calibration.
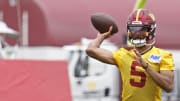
[148,54,161,63]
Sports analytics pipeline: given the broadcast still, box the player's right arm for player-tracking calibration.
[86,27,116,65]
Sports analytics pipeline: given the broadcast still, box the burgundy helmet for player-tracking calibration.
[127,9,156,47]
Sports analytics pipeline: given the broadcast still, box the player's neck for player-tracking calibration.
[136,45,153,55]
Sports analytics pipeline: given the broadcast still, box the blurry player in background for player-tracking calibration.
[86,9,174,101]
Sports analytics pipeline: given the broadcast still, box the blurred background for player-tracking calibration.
[0,0,180,101]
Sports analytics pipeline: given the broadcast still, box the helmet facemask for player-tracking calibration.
[127,24,156,47]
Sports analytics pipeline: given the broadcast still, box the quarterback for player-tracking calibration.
[86,9,174,101]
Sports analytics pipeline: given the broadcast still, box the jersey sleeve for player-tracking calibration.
[160,51,175,71]
[112,48,123,67]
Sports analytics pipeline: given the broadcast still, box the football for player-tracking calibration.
[90,13,119,34]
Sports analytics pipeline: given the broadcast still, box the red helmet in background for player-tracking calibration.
[127,9,156,47]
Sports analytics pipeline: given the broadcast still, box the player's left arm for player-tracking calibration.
[146,68,174,92]
[134,49,174,92]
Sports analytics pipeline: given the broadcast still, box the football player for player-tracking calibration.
[86,9,174,101]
